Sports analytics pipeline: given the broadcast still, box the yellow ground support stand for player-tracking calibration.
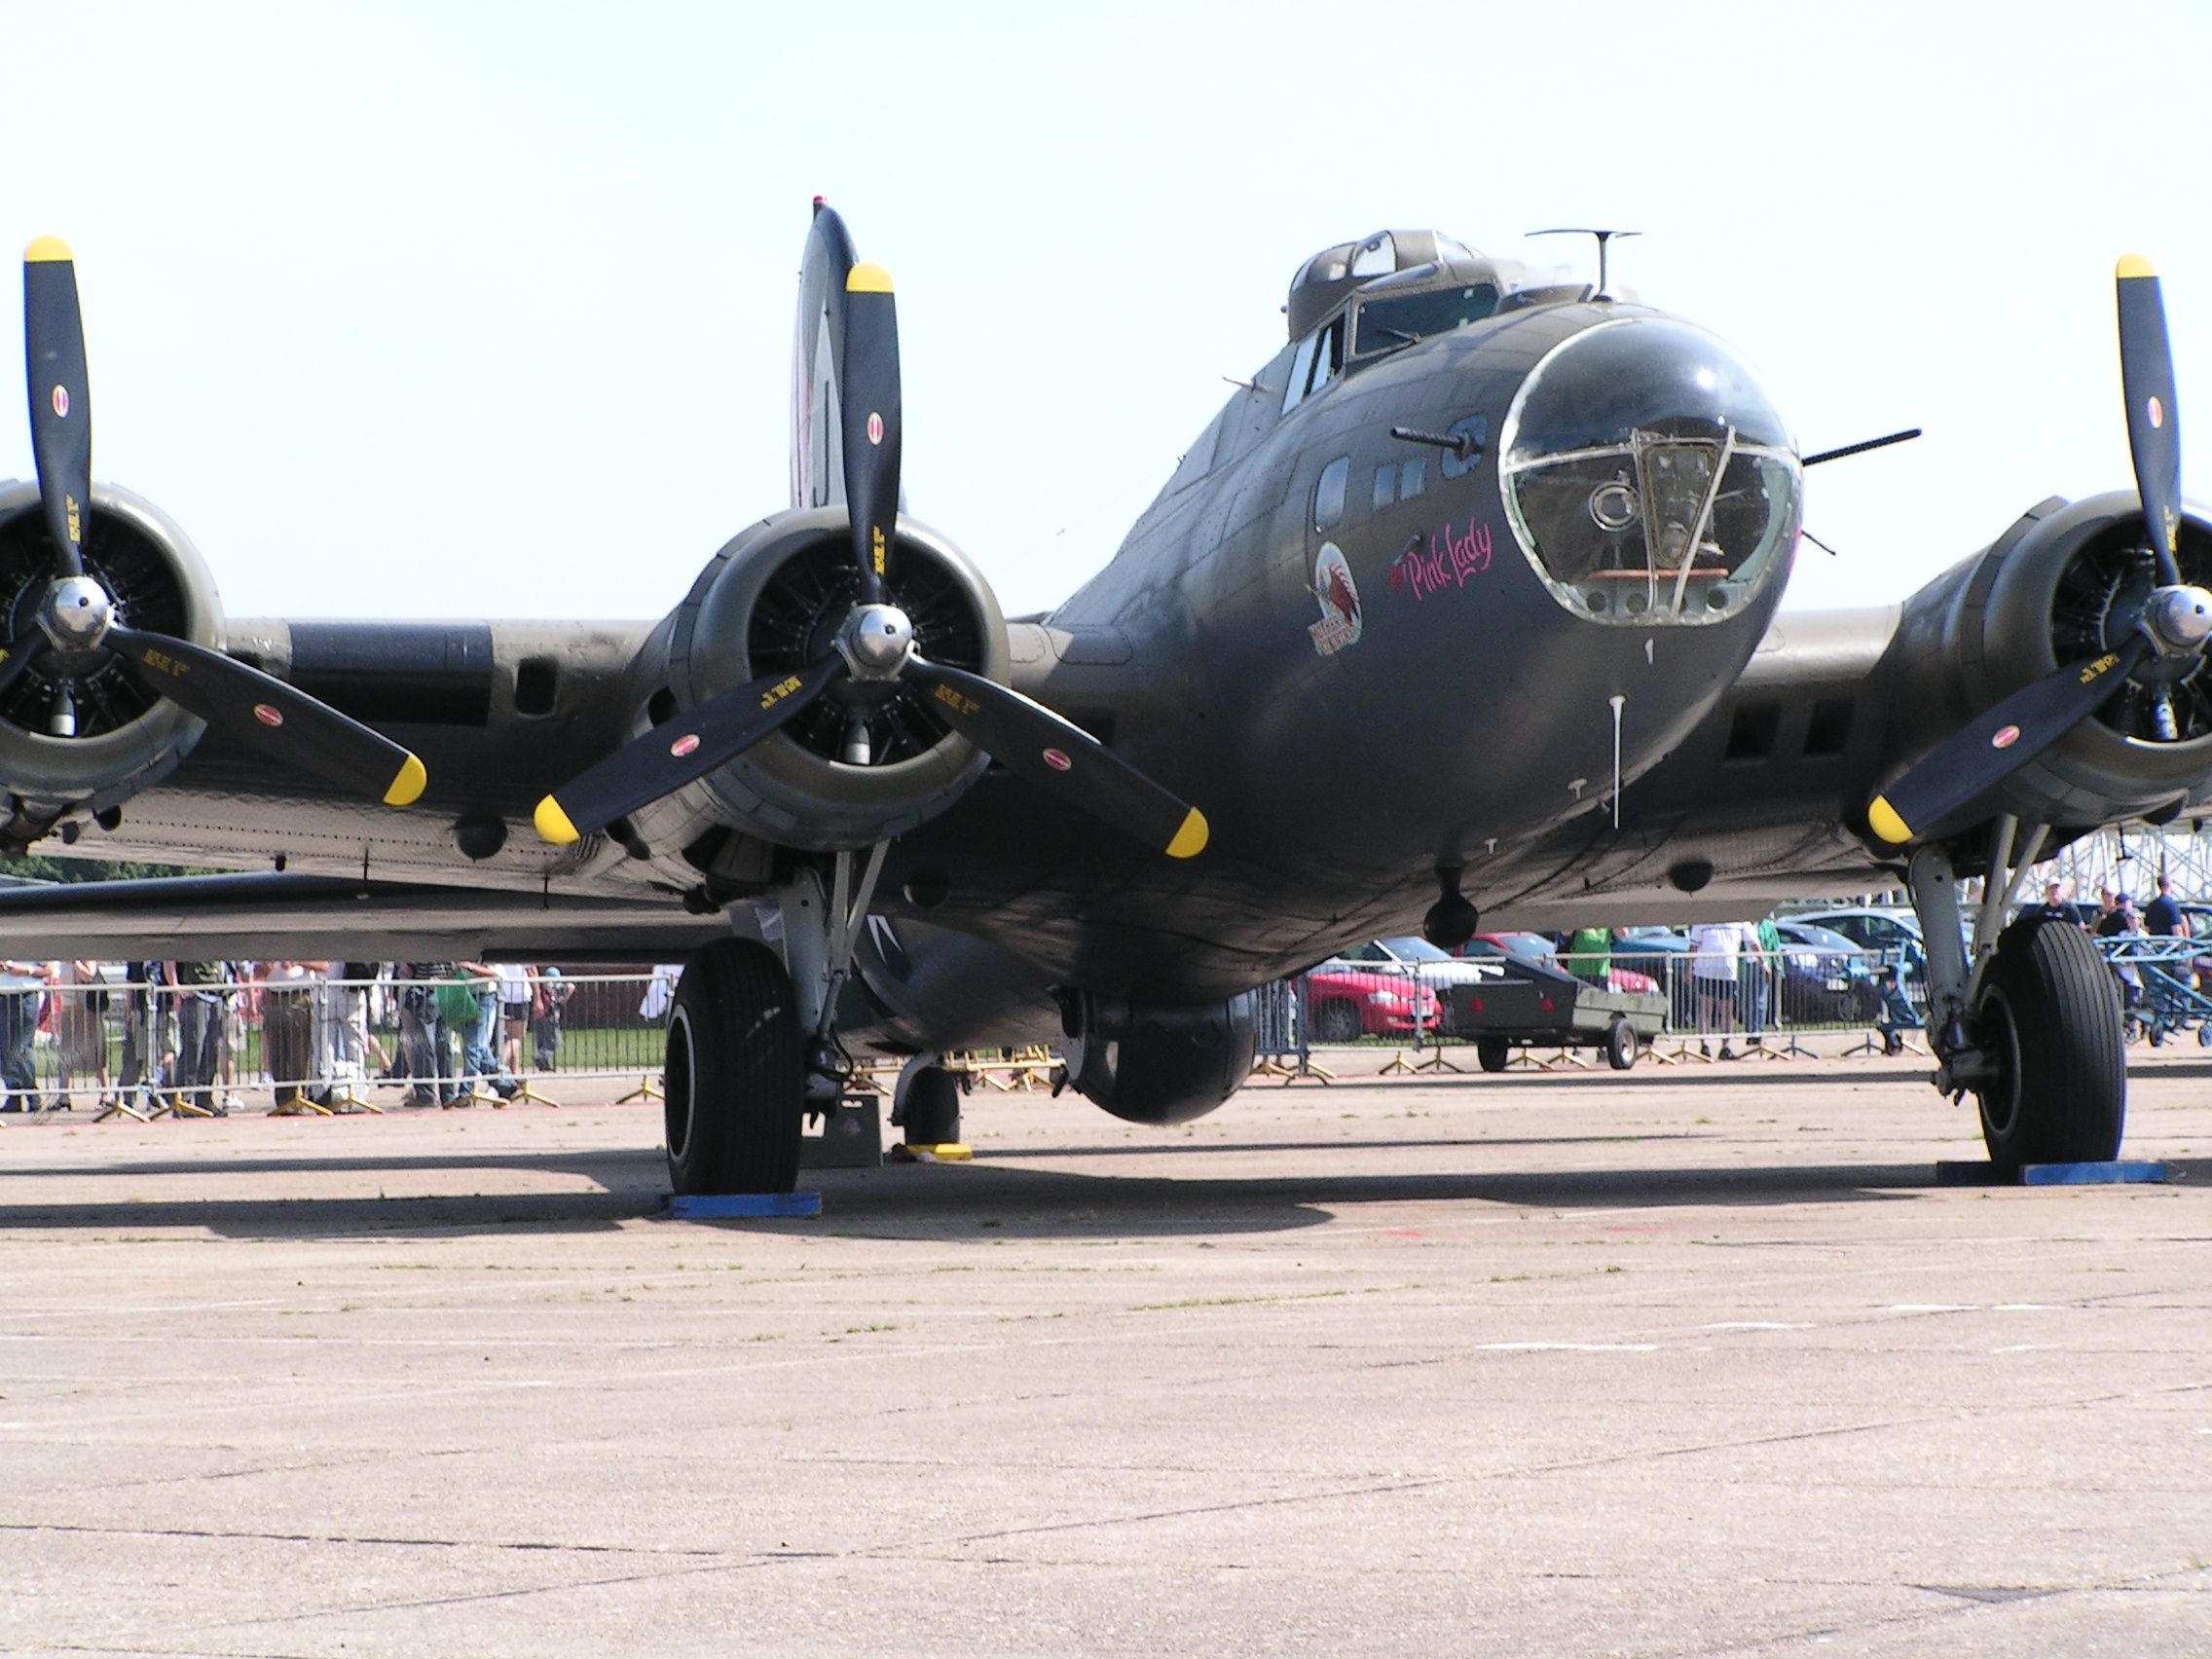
[616,1074,666,1104]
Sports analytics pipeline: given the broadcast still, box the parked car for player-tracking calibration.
[1335,937,1502,1032]
[1793,906,1930,1009]
[1767,920,1885,1024]
[1303,963,1445,1044]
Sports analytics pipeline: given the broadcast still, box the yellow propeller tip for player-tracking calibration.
[534,795,581,845]
[24,235,72,264]
[382,753,427,808]
[846,261,893,294]
[1866,795,1912,846]
[2117,252,2157,279]
[1165,806,1209,860]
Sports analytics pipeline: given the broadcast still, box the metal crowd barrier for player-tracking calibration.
[13,935,2188,1119]
[0,969,681,1120]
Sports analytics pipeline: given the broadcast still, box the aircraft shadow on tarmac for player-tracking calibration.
[0,1138,2045,1241]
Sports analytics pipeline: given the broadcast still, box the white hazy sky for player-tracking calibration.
[5,0,2209,625]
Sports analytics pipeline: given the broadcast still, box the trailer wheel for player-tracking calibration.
[1476,1037,1510,1073]
[1604,1017,1640,1072]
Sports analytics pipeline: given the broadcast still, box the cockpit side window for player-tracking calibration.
[1281,316,1346,417]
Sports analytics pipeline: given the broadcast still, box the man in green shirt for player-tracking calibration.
[1565,926,1612,987]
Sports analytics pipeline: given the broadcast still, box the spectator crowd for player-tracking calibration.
[0,961,586,1117]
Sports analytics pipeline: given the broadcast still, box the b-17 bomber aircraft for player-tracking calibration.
[3,205,2208,1193]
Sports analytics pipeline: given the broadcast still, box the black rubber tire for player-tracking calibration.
[1604,1017,1639,1072]
[1974,915,2125,1167]
[1311,1001,1362,1045]
[900,1064,962,1146]
[1476,1036,1510,1074]
[663,940,803,1196]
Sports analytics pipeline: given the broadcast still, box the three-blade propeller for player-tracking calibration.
[1868,256,2212,845]
[535,252,1208,862]
[14,240,426,807]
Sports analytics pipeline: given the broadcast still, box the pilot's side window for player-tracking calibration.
[1310,316,1345,396]
[1373,463,1398,512]
[1281,333,1320,416]
[1314,457,1349,532]
[1281,316,1347,416]
[1402,457,1426,499]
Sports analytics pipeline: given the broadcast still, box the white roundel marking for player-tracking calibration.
[671,734,701,758]
[253,704,283,728]
[51,386,67,419]
[1992,724,2020,750]
[867,411,884,446]
[1042,749,1071,772]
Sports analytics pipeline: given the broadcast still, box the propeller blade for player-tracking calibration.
[104,625,426,808]
[838,263,901,606]
[2118,253,2184,585]
[535,656,845,845]
[1867,636,2151,845]
[904,657,1207,859]
[0,636,47,700]
[23,238,91,579]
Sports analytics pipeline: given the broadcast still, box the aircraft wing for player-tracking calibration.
[0,871,725,962]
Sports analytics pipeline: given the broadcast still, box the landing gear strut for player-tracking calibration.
[664,845,891,1196]
[1906,823,2125,1165]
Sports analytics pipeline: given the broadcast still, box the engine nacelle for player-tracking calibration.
[1060,991,1257,1125]
[621,505,1008,858]
[1885,490,2212,831]
[0,480,222,823]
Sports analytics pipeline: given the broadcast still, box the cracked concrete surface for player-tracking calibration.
[0,1051,2206,1654]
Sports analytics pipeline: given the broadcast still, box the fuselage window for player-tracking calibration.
[1373,463,1397,512]
[1314,457,1349,532]
[1401,457,1426,498]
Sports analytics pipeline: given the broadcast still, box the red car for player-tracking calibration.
[1304,965,1446,1044]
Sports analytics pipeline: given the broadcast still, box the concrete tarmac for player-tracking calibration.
[0,1051,2208,1656]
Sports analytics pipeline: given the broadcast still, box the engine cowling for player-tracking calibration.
[1884,490,2212,830]
[620,504,1009,857]
[0,479,221,823]
[1060,990,1257,1124]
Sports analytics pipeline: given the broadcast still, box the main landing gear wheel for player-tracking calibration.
[895,1058,962,1146]
[664,940,803,1196]
[1604,1017,1640,1072]
[1476,1037,1511,1074]
[1972,915,2125,1167]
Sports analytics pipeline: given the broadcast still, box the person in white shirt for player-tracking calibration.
[1689,921,1748,1059]
[498,962,533,1075]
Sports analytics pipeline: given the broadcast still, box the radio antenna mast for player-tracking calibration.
[1527,228,1642,300]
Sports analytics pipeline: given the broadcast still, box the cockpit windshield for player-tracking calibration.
[1499,318,1801,627]
[1353,283,1500,357]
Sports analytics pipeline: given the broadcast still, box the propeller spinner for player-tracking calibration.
[13,239,427,806]
[1868,255,2212,845]
[535,242,1208,862]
